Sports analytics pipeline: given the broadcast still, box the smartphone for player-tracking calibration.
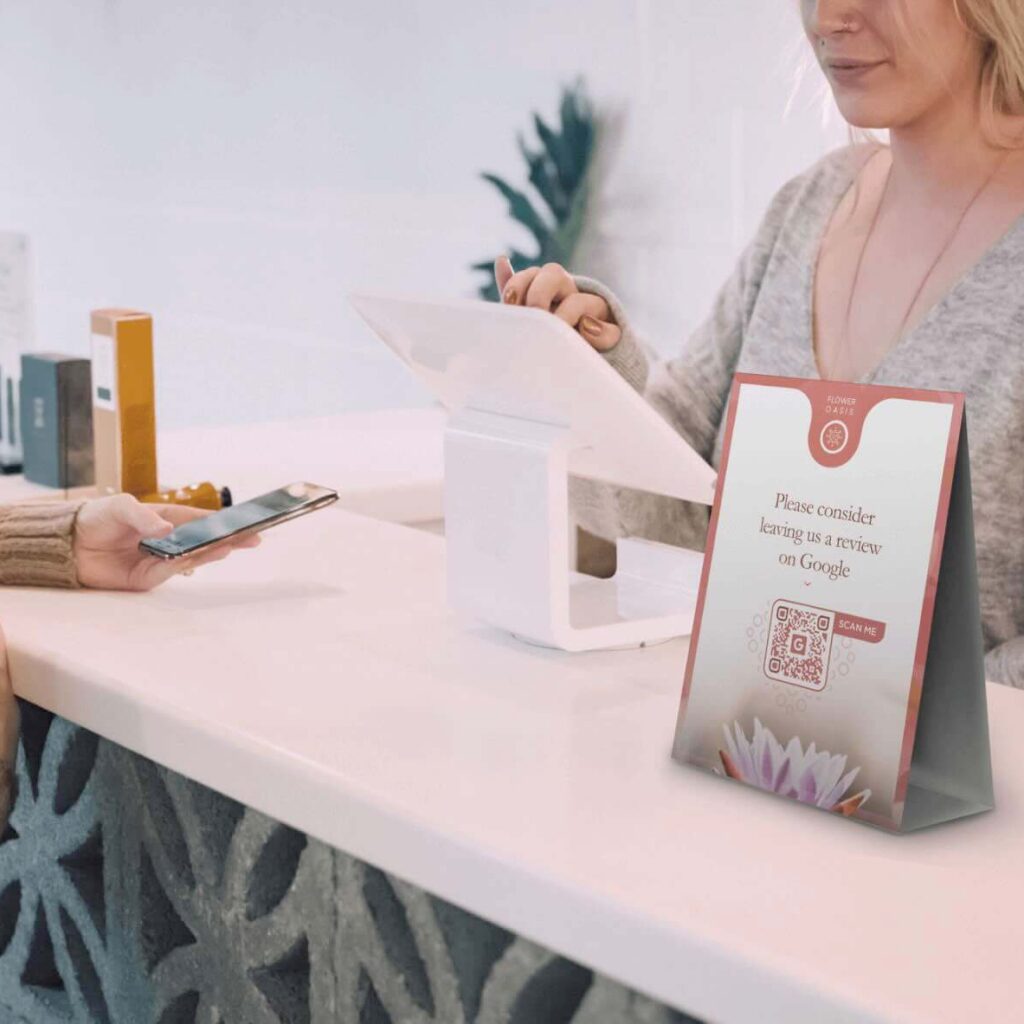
[139,482,339,559]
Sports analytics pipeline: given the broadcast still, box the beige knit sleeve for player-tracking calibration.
[0,502,83,589]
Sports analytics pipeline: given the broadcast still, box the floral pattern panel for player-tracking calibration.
[0,704,698,1024]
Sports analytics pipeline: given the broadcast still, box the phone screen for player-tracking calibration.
[140,483,337,558]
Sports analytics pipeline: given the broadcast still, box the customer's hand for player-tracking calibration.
[494,255,622,351]
[0,625,17,831]
[74,493,260,591]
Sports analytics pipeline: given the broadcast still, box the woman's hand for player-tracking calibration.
[74,493,260,591]
[494,256,622,352]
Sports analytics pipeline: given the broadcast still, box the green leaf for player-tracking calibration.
[549,180,589,266]
[475,82,597,299]
[559,82,593,159]
[481,173,550,246]
[518,135,568,221]
[533,113,578,196]
[506,248,535,268]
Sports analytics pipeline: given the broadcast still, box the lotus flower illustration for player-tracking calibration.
[719,719,871,815]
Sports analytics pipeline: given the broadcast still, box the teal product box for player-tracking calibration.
[19,354,94,488]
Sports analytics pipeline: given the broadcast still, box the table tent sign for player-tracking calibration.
[673,374,993,832]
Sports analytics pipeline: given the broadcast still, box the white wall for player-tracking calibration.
[0,0,846,430]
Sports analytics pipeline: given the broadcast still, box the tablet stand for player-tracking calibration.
[444,408,705,652]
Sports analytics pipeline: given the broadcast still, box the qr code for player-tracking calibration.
[763,600,835,692]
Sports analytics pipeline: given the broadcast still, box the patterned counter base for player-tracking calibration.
[0,703,698,1024]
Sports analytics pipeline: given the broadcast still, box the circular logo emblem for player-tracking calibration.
[819,419,849,454]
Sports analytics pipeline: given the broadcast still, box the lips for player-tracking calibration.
[825,58,887,83]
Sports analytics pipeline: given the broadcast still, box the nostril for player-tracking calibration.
[810,0,861,36]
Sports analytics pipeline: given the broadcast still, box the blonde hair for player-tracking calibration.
[953,0,1024,132]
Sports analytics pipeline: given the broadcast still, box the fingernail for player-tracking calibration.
[580,315,603,338]
[502,286,518,304]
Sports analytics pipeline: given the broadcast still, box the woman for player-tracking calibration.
[0,495,258,827]
[495,0,1024,687]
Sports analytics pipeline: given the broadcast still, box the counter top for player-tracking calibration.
[2,412,1022,1024]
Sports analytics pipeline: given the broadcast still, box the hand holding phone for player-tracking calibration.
[73,493,262,591]
[139,482,338,559]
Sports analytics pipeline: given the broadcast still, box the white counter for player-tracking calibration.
[2,412,1022,1024]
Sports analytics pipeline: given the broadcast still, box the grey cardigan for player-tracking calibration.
[574,146,1024,687]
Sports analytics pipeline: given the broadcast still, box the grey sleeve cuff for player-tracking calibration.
[985,636,1024,688]
[573,275,650,393]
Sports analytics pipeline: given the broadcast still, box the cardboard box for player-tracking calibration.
[90,309,158,497]
[20,354,94,488]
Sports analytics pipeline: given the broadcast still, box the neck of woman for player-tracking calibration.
[887,89,1022,199]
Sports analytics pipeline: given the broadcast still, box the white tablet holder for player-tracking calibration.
[350,293,718,652]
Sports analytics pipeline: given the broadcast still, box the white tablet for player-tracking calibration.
[349,293,715,505]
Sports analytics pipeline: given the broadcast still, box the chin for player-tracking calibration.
[832,95,901,132]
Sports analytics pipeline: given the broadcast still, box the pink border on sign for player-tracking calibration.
[676,373,963,831]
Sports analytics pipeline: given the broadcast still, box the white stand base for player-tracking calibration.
[444,410,704,652]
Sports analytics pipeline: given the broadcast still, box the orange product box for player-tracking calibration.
[89,309,158,497]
